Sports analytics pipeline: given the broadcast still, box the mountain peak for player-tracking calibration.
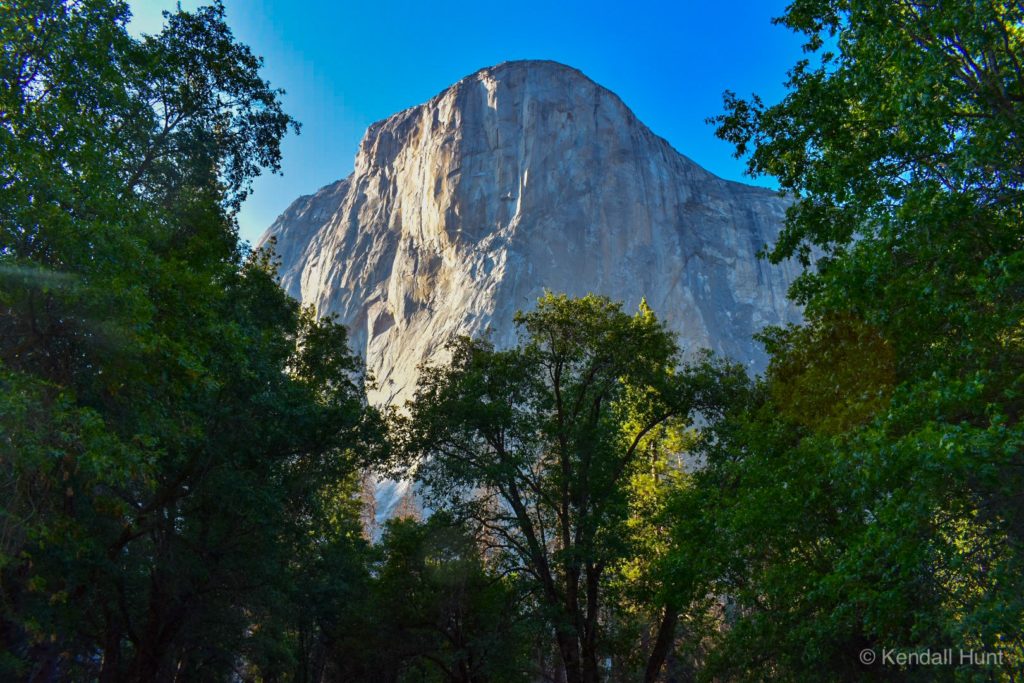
[262,63,803,409]
[354,58,707,188]
[463,59,595,83]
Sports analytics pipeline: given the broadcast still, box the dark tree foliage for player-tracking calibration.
[396,293,746,683]
[671,1,1024,680]
[365,513,535,683]
[0,2,381,680]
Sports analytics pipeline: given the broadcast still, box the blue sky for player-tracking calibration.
[128,1,804,245]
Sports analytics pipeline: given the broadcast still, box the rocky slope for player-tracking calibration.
[262,59,802,407]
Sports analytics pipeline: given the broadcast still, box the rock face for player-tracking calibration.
[262,60,804,410]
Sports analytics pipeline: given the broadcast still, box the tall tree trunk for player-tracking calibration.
[558,554,586,683]
[581,564,601,683]
[554,627,584,683]
[98,616,123,683]
[643,603,679,683]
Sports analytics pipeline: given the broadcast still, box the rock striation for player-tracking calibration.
[262,59,803,408]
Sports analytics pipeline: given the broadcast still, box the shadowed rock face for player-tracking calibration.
[262,60,804,409]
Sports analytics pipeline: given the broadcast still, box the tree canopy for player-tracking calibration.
[0,2,379,679]
[685,0,1024,678]
[396,293,747,683]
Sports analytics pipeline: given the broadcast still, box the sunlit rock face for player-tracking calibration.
[262,59,803,408]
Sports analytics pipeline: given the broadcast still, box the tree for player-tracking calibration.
[0,2,379,679]
[367,513,535,683]
[396,293,744,683]
[688,0,1024,677]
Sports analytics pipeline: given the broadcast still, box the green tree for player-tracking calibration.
[397,293,744,683]
[684,0,1024,678]
[0,2,379,679]
[363,512,535,683]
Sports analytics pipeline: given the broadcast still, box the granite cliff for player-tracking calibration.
[262,60,803,410]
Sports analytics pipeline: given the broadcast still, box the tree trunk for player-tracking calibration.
[643,603,679,683]
[555,627,584,683]
[98,618,123,683]
[581,564,601,683]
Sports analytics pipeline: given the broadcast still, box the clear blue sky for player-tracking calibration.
[128,1,803,245]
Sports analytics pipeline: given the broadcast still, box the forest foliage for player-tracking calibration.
[0,0,1021,681]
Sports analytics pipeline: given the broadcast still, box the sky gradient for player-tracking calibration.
[128,1,805,245]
